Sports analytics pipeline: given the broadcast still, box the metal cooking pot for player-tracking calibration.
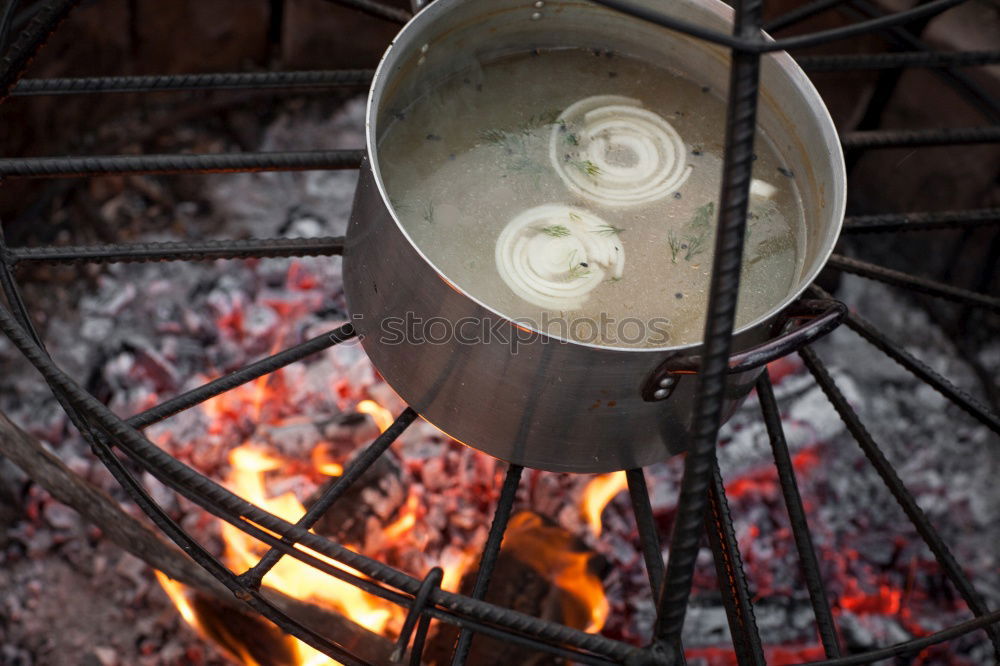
[344,0,846,473]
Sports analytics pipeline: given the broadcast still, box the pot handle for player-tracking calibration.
[642,298,847,401]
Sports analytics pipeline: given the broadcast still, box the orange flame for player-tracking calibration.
[581,471,628,536]
[154,570,281,666]
[357,399,394,433]
[159,430,412,665]
[439,547,477,594]
[159,387,610,663]
[155,570,199,627]
[504,512,610,632]
[220,445,401,659]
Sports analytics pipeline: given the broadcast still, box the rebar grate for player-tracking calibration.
[0,0,998,664]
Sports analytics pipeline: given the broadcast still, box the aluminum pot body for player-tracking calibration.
[345,0,845,473]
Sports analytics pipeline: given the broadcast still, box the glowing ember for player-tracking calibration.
[382,491,420,541]
[157,398,414,665]
[581,471,628,536]
[839,579,903,616]
[155,379,497,666]
[154,304,625,666]
[310,445,345,477]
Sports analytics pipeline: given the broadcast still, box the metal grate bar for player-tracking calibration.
[126,325,357,431]
[8,236,345,265]
[810,285,1000,434]
[83,420,368,665]
[764,0,848,33]
[844,312,1000,433]
[227,498,623,666]
[757,370,842,659]
[592,0,970,53]
[81,423,368,665]
[0,307,635,661]
[627,470,689,665]
[451,463,524,666]
[627,468,665,597]
[408,614,433,666]
[221,510,619,665]
[236,511,622,666]
[0,0,20,55]
[0,0,81,100]
[10,69,375,96]
[3,0,997,661]
[322,0,411,24]
[654,0,763,648]
[841,126,1000,149]
[827,254,1000,312]
[844,0,999,123]
[0,150,365,178]
[2,239,266,660]
[800,347,1000,659]
[799,49,1000,70]
[704,458,766,666]
[791,609,1000,666]
[394,568,443,664]
[240,407,419,590]
[0,309,612,666]
[765,0,967,53]
[842,208,1000,233]
[0,232,365,663]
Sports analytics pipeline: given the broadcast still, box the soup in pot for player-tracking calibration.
[378,48,805,348]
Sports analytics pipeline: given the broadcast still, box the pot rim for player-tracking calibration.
[363,0,846,355]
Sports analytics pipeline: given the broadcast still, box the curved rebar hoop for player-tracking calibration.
[0,0,998,664]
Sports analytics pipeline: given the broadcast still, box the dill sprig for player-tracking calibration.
[540,225,571,238]
[480,125,546,185]
[480,128,508,145]
[422,201,435,224]
[597,224,625,237]
[571,159,602,177]
[668,230,682,263]
[683,229,709,260]
[668,202,715,262]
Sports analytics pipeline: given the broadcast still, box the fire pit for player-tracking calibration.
[0,0,998,664]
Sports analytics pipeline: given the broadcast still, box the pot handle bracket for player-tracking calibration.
[642,297,848,402]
